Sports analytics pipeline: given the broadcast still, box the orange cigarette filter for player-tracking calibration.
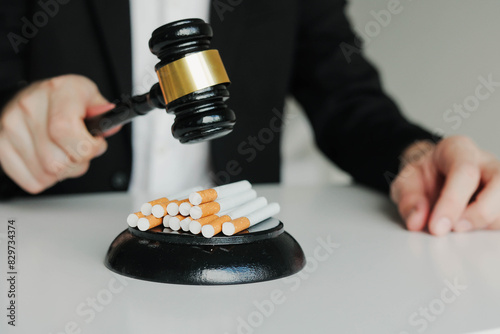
[166,198,191,216]
[209,215,232,234]
[192,189,218,205]
[168,214,187,230]
[149,197,169,206]
[152,201,171,216]
[127,211,145,227]
[138,215,163,231]
[197,214,221,226]
[132,211,145,219]
[229,217,251,234]
[167,198,189,216]
[189,214,223,234]
[141,197,171,215]
[196,202,221,218]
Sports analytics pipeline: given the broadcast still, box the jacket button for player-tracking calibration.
[111,171,129,190]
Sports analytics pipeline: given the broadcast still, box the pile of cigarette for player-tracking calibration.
[126,181,280,238]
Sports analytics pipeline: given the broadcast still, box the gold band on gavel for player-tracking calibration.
[156,49,230,104]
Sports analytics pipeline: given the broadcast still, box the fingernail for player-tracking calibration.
[89,103,115,113]
[405,208,417,221]
[454,219,473,233]
[406,201,423,219]
[434,217,452,236]
[406,211,421,230]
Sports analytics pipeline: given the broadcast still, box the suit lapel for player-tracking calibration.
[209,1,248,167]
[87,0,132,97]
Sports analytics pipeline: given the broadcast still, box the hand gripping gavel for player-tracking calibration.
[84,18,236,144]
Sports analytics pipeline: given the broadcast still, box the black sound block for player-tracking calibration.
[104,218,306,285]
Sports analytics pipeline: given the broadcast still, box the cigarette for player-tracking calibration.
[189,180,252,206]
[179,202,193,216]
[137,215,164,231]
[163,215,172,227]
[127,211,145,227]
[189,214,224,235]
[200,197,268,238]
[151,201,171,218]
[166,198,190,216]
[141,186,202,216]
[222,203,281,236]
[168,214,186,231]
[140,197,168,216]
[190,189,257,220]
[179,217,192,232]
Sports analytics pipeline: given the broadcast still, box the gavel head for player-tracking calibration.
[149,19,236,144]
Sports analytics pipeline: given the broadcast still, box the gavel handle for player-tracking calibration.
[85,83,165,136]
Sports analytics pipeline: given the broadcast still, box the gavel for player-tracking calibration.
[84,18,236,144]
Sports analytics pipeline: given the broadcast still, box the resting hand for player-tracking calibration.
[390,136,500,236]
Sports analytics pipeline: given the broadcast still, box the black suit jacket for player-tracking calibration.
[0,0,436,198]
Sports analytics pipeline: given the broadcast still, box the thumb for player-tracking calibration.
[86,102,116,118]
[85,101,122,138]
[84,84,121,137]
[84,82,114,117]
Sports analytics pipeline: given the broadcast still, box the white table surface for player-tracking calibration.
[1,184,500,334]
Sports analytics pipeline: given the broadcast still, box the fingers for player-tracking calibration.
[3,108,60,187]
[486,217,500,230]
[0,135,48,194]
[86,102,116,118]
[0,75,110,194]
[396,137,500,236]
[391,166,430,232]
[46,76,108,163]
[428,137,481,236]
[456,160,500,232]
[14,82,71,180]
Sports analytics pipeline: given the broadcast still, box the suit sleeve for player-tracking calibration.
[290,0,438,192]
[0,0,31,199]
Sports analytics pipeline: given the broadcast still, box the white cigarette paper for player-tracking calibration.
[200,197,268,238]
[189,180,252,206]
[222,203,280,236]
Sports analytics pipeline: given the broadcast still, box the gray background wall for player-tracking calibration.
[281,0,500,186]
